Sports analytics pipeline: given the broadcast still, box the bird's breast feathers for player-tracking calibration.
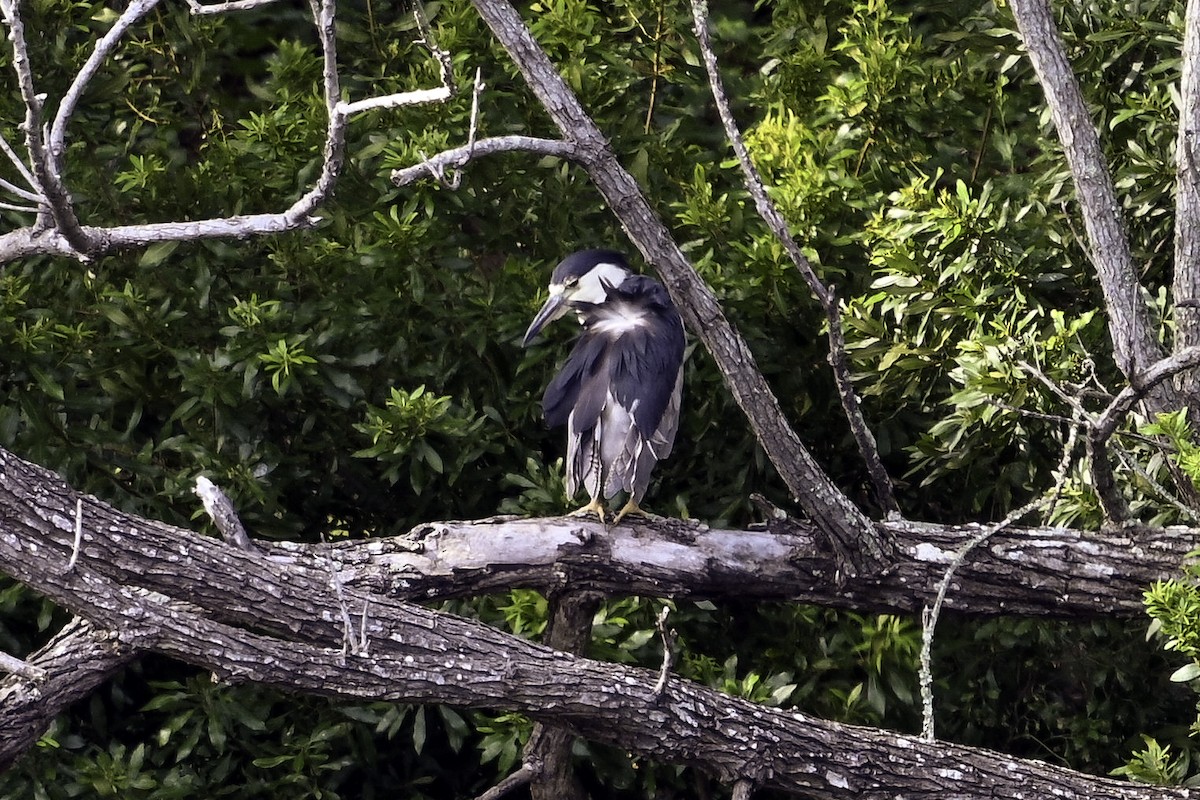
[587,302,651,336]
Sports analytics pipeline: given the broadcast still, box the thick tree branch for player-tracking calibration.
[1009,0,1170,404]
[689,0,898,518]
[466,0,891,577]
[0,616,134,771]
[0,455,1185,799]
[0,448,1186,640]
[526,591,600,800]
[1175,0,1200,403]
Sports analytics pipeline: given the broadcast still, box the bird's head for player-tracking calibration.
[522,249,632,346]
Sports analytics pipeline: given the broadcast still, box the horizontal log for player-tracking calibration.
[0,445,1185,799]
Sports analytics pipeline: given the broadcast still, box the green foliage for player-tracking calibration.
[1144,410,1200,492]
[1109,561,1200,786]
[1113,735,1194,786]
[353,385,492,491]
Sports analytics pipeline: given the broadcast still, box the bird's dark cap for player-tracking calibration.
[550,249,631,284]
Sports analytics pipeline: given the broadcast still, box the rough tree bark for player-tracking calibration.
[0,447,1193,800]
[1177,0,1200,406]
[1009,0,1169,393]
[0,617,133,772]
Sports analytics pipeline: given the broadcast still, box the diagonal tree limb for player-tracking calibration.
[0,132,39,197]
[920,420,1079,741]
[1008,0,1171,406]
[467,0,892,577]
[0,651,44,681]
[0,616,135,770]
[48,0,163,187]
[688,0,898,518]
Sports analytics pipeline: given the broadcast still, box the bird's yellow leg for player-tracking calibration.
[611,498,647,526]
[568,497,607,524]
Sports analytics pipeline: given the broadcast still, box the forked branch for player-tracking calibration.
[0,0,456,264]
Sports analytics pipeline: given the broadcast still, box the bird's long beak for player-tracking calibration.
[522,292,569,346]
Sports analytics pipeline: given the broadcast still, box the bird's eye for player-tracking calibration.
[564,277,579,287]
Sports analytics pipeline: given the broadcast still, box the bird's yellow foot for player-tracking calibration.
[568,498,607,524]
[611,499,647,526]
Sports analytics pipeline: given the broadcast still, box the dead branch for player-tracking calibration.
[1089,346,1200,519]
[0,450,1187,800]
[689,0,899,518]
[0,0,455,265]
[1009,0,1169,403]
[1174,0,1200,404]
[0,617,134,771]
[0,651,44,681]
[392,135,581,187]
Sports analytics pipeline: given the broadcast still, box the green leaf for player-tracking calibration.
[1170,662,1200,683]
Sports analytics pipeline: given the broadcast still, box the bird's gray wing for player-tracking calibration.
[543,333,608,430]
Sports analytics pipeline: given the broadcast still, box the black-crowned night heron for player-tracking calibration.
[523,249,685,524]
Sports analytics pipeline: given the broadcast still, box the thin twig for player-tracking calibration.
[689,0,899,517]
[66,497,83,570]
[1088,346,1200,520]
[1114,444,1200,522]
[357,599,371,657]
[458,68,486,184]
[473,762,539,800]
[919,421,1079,741]
[1017,358,1091,420]
[0,175,42,204]
[0,649,46,681]
[652,604,676,696]
[391,135,580,187]
[319,533,360,658]
[188,0,282,13]
[0,131,38,194]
